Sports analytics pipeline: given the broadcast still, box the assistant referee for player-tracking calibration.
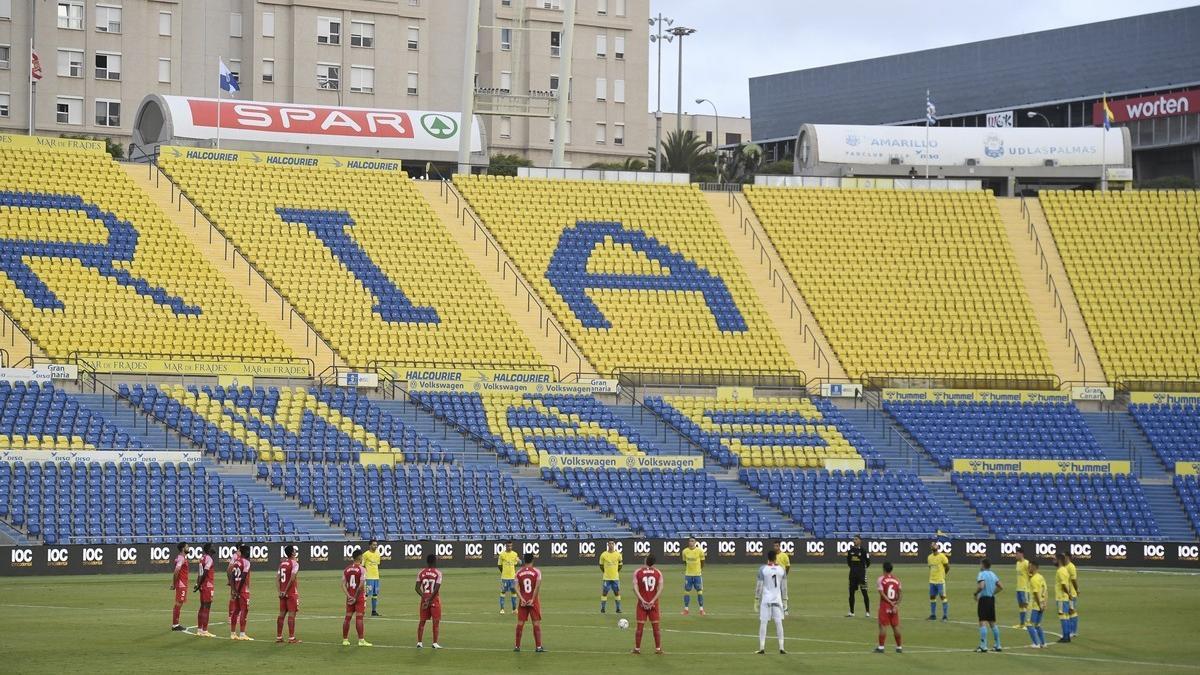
[845,535,871,617]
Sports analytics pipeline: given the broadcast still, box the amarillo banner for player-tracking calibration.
[0,134,106,153]
[1176,462,1200,476]
[80,356,310,378]
[883,388,1069,404]
[398,367,596,395]
[1130,392,1200,405]
[539,453,704,471]
[953,459,1131,475]
[160,144,404,172]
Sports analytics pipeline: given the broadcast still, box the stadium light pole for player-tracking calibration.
[457,0,481,175]
[1026,111,1052,126]
[649,15,674,172]
[669,26,696,137]
[695,97,719,184]
[551,0,577,168]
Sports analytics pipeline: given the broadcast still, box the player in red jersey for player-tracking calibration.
[415,553,444,649]
[875,561,903,654]
[170,542,189,631]
[227,544,253,641]
[513,553,545,653]
[194,543,216,637]
[276,545,301,644]
[342,547,372,646]
[632,554,665,655]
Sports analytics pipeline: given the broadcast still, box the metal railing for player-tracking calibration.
[613,367,807,394]
[0,309,37,364]
[861,371,1061,392]
[1020,196,1089,383]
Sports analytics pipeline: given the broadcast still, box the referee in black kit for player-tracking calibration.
[846,535,871,617]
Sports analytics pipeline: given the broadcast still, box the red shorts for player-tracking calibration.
[200,586,214,603]
[346,596,366,614]
[636,603,660,623]
[419,599,442,622]
[174,586,188,604]
[517,601,541,622]
[878,606,900,627]
[279,595,299,613]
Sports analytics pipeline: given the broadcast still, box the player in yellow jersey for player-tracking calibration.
[598,540,623,614]
[681,537,706,616]
[1064,552,1079,638]
[1054,553,1073,643]
[497,542,520,614]
[1013,545,1031,628]
[926,542,950,621]
[362,540,383,617]
[1024,560,1048,648]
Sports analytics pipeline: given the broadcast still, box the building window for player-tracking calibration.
[350,66,374,93]
[96,5,121,33]
[499,71,512,93]
[406,72,418,96]
[158,11,171,36]
[0,1,10,20]
[351,21,375,47]
[597,0,607,14]
[499,116,511,139]
[262,11,274,38]
[0,45,8,70]
[95,52,121,80]
[0,93,9,118]
[596,34,606,57]
[550,75,559,92]
[262,59,274,83]
[317,63,340,90]
[500,28,512,51]
[230,12,242,38]
[614,123,624,146]
[158,58,170,83]
[614,79,625,103]
[317,16,341,44]
[595,77,606,101]
[614,35,625,60]
[726,132,742,146]
[550,31,560,57]
[409,0,420,5]
[95,99,120,127]
[595,123,606,144]
[407,27,419,50]
[615,0,626,16]
[502,0,511,5]
[227,60,240,84]
[57,1,84,30]
[57,49,84,77]
[56,97,82,124]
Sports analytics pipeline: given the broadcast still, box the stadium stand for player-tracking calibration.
[411,391,662,465]
[645,393,880,469]
[0,139,290,360]
[540,468,782,537]
[453,176,793,375]
[1039,190,1199,380]
[1173,475,1200,537]
[884,399,1104,469]
[157,156,542,368]
[743,187,1051,379]
[260,463,581,539]
[952,471,1160,539]
[119,384,448,463]
[0,460,298,544]
[1130,401,1200,467]
[740,469,952,537]
[1,380,141,450]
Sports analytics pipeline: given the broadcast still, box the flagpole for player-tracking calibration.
[216,57,223,149]
[28,38,34,136]
[1100,93,1108,192]
[924,89,931,187]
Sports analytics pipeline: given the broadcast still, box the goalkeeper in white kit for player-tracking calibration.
[755,549,789,654]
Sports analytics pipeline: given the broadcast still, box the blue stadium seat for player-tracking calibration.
[1131,403,1200,467]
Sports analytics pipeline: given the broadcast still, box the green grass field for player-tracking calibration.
[1,563,1197,674]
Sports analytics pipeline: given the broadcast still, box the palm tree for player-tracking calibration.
[721,143,764,183]
[648,130,716,180]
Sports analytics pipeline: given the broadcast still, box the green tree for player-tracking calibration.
[720,143,764,184]
[488,153,532,176]
[757,159,794,175]
[648,130,716,182]
[586,157,647,171]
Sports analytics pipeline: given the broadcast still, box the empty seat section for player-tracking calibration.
[454,175,792,374]
[271,463,580,540]
[157,156,541,368]
[540,468,781,538]
[952,472,1159,540]
[1131,402,1200,467]
[0,460,300,544]
[885,399,1104,469]
[1173,475,1200,537]
[0,140,289,359]
[1,380,140,451]
[745,187,1050,378]
[740,469,951,537]
[412,391,662,465]
[1040,190,1198,380]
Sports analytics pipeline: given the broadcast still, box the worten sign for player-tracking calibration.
[157,96,483,153]
[1092,88,1200,125]
[3,538,1196,576]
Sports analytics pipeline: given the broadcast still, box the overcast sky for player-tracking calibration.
[650,0,1200,119]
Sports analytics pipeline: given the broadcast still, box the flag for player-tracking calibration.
[1101,95,1114,131]
[30,50,43,82]
[219,60,240,93]
[925,90,937,126]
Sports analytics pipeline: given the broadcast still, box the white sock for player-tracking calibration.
[758,619,768,649]
[774,616,785,650]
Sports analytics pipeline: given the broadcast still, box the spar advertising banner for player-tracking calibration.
[3,538,1196,575]
[157,96,483,153]
[1092,88,1200,125]
[807,124,1126,167]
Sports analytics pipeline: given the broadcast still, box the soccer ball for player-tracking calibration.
[617,618,629,630]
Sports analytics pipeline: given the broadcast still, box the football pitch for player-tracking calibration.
[1,563,1197,674]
